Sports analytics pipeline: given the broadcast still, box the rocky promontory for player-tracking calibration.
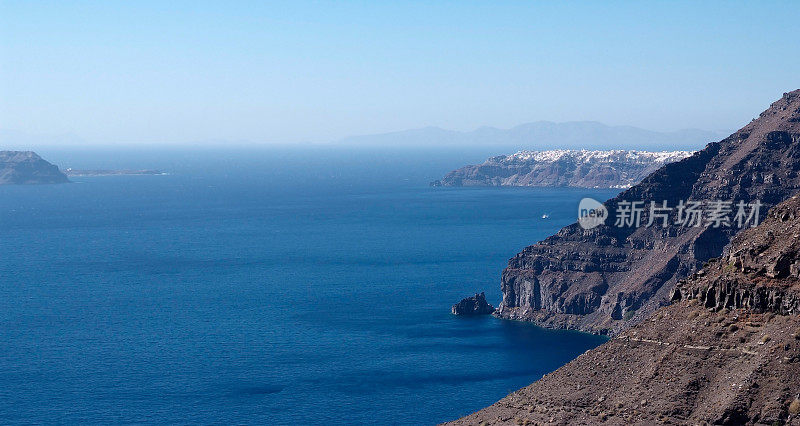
[432,150,694,188]
[448,194,800,425]
[0,151,69,185]
[494,90,800,336]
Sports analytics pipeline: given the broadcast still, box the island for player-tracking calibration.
[63,168,165,177]
[451,292,496,316]
[0,151,69,185]
[432,149,694,189]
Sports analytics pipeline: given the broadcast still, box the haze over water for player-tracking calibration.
[0,147,611,424]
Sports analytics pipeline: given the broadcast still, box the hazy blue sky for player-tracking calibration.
[2,1,799,145]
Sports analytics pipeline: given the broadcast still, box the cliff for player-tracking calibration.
[0,151,69,185]
[431,150,694,188]
[447,195,800,425]
[495,90,800,335]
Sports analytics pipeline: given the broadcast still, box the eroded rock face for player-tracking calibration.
[446,194,800,426]
[496,90,800,335]
[0,151,69,185]
[452,292,496,316]
[673,195,800,314]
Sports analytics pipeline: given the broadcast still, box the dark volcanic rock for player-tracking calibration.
[673,195,800,314]
[0,151,69,185]
[452,292,496,315]
[432,150,693,189]
[496,90,800,335]
[446,194,800,426]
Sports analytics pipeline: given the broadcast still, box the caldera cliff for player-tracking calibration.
[448,193,800,425]
[495,90,800,336]
[432,150,694,189]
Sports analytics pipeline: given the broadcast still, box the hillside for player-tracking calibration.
[448,194,800,425]
[493,90,800,335]
[0,151,69,185]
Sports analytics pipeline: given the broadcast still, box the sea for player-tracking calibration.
[0,146,616,425]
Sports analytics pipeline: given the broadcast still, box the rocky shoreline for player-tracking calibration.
[491,90,800,337]
[448,90,800,424]
[447,195,800,425]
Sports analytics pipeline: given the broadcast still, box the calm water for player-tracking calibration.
[0,147,613,424]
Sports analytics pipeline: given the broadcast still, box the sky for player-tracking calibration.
[1,0,799,145]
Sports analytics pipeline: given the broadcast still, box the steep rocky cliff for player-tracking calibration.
[432,150,694,188]
[447,195,800,425]
[495,90,800,335]
[0,151,68,185]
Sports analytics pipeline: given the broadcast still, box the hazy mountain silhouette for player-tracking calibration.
[336,121,725,151]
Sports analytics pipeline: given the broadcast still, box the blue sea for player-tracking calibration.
[0,147,614,425]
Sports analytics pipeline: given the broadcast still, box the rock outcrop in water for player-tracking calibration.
[447,194,800,425]
[432,150,694,188]
[494,90,800,336]
[452,293,496,315]
[0,151,69,185]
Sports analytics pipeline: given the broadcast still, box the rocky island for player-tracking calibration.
[452,292,496,316]
[0,151,69,185]
[448,90,800,424]
[432,149,694,188]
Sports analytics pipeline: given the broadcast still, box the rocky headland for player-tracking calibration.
[432,150,694,189]
[492,90,800,336]
[447,194,800,425]
[0,151,69,185]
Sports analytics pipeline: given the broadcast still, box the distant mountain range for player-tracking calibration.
[337,121,725,151]
[432,149,694,189]
[2,121,725,150]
